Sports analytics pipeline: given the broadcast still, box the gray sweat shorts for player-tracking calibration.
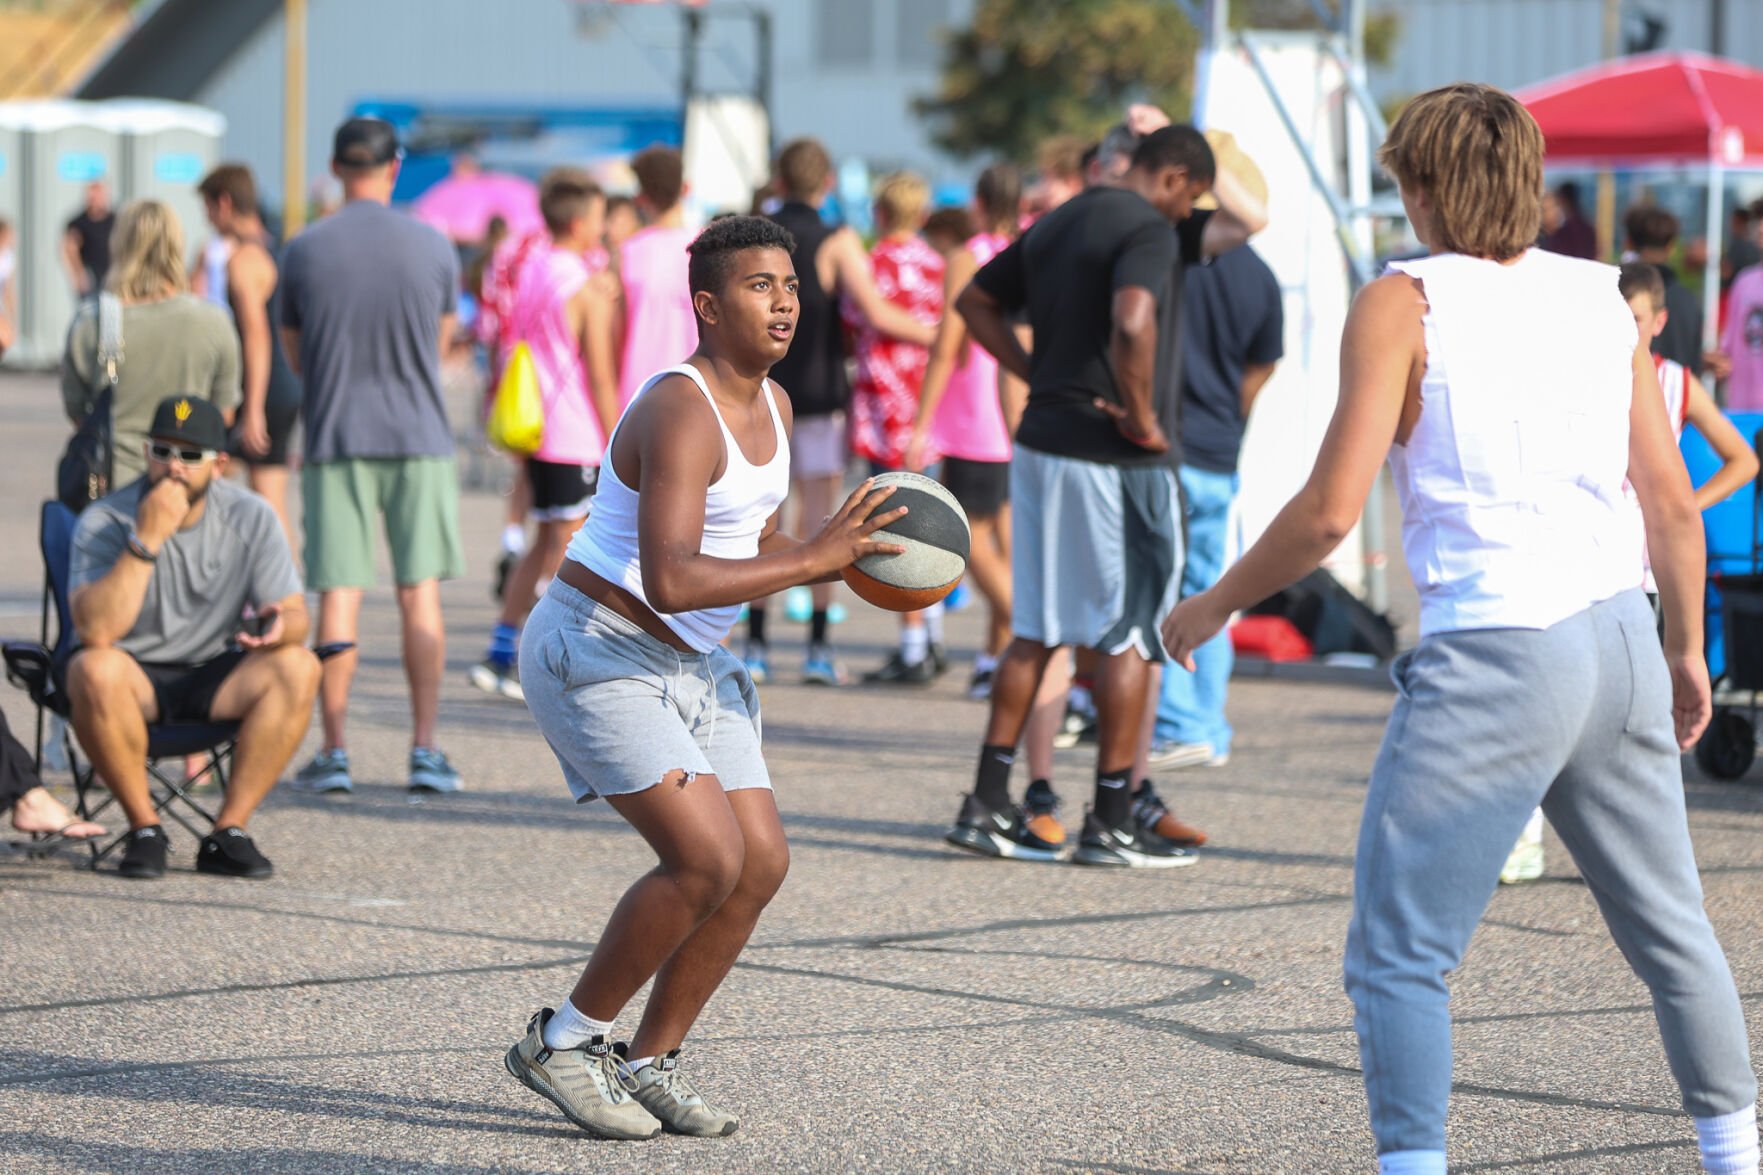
[1010,446,1183,662]
[519,577,771,803]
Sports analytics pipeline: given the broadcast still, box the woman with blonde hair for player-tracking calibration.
[61,198,241,486]
[1163,83,1758,1174]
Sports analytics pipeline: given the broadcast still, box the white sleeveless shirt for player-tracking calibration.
[1386,250,1642,637]
[565,363,791,653]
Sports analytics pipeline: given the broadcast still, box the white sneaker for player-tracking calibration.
[467,659,525,702]
[1500,816,1546,884]
[1147,740,1218,769]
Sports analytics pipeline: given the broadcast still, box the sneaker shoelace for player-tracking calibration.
[599,1050,641,1101]
[649,1062,701,1106]
[1133,783,1168,828]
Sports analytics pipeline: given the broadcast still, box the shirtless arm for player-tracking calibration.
[230,243,277,457]
[1161,272,1419,665]
[1630,343,1711,747]
[574,270,622,438]
[633,377,905,613]
[1682,374,1759,512]
[828,228,937,347]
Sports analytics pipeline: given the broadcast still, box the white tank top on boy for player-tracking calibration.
[565,363,791,653]
[1386,250,1643,638]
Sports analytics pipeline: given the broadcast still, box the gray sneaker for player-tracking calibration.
[408,747,462,793]
[624,1047,740,1137]
[292,748,352,793]
[503,1010,660,1140]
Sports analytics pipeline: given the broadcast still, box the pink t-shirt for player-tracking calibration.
[929,232,1013,463]
[1722,266,1763,412]
[618,225,698,409]
[507,245,603,466]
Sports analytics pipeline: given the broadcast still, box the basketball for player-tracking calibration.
[841,471,971,612]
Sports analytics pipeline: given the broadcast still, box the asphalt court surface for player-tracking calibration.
[3,371,1762,1172]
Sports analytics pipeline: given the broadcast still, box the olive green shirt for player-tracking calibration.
[61,295,241,484]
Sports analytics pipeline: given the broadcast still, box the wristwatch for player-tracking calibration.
[124,530,159,564]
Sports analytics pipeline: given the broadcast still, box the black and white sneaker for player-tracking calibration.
[944,793,1065,862]
[1072,810,1198,868]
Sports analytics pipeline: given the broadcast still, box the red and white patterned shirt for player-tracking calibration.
[844,234,944,468]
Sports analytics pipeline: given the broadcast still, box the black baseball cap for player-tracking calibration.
[332,117,401,169]
[147,396,228,453]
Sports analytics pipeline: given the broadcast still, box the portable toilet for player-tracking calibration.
[101,99,225,262]
[2,99,119,368]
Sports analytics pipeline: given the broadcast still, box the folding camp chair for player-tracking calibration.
[2,500,237,867]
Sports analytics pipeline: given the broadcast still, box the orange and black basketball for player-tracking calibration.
[841,471,971,612]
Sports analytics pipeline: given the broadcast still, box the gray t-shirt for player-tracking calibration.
[280,200,459,462]
[61,295,241,484]
[70,477,303,664]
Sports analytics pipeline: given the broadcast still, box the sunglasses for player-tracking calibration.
[147,441,217,465]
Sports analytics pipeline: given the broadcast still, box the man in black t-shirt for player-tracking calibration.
[63,180,114,297]
[944,126,1259,868]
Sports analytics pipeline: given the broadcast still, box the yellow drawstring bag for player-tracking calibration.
[486,342,544,454]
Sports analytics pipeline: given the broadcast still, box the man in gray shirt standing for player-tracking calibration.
[280,117,465,795]
[68,396,318,879]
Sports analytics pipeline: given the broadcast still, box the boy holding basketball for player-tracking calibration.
[505,215,905,1140]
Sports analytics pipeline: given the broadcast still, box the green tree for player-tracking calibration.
[914,0,1199,163]
[916,1,1399,163]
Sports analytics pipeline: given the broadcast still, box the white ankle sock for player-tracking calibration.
[1696,1104,1760,1174]
[1378,1151,1446,1175]
[542,999,612,1050]
[501,524,527,556]
[900,625,929,666]
[975,652,999,673]
[924,602,945,642]
[626,1054,656,1073]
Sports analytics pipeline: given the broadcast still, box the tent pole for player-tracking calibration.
[1704,158,1724,355]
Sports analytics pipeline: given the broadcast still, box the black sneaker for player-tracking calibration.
[944,793,1065,861]
[196,827,274,879]
[929,642,950,676]
[863,651,937,686]
[1072,810,1199,868]
[118,825,168,879]
[1052,704,1098,749]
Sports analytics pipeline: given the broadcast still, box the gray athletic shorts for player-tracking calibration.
[519,578,771,803]
[790,411,848,480]
[1010,446,1182,662]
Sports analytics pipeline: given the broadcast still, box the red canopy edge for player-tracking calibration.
[1512,51,1763,167]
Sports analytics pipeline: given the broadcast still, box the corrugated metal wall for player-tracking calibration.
[192,0,974,210]
[1370,0,1763,101]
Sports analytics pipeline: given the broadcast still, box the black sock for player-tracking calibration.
[974,743,1015,811]
[1094,768,1133,828]
[748,607,767,645]
[810,608,829,646]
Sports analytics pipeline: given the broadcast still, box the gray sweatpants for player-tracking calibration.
[1344,588,1756,1155]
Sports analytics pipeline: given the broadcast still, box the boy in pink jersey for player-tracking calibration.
[470,170,622,700]
[844,172,947,684]
[617,146,699,410]
[1717,205,1763,412]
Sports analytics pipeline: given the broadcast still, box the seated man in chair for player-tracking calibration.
[67,396,318,879]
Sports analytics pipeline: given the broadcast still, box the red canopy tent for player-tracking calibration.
[1514,51,1763,347]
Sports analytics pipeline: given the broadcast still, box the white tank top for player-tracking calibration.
[565,363,791,653]
[1386,250,1642,637]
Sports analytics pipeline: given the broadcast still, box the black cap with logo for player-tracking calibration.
[147,396,228,452]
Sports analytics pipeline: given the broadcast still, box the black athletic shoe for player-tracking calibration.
[118,825,168,879]
[930,642,950,676]
[493,550,516,602]
[1072,810,1199,868]
[944,793,1065,861]
[863,652,937,686]
[196,827,274,879]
